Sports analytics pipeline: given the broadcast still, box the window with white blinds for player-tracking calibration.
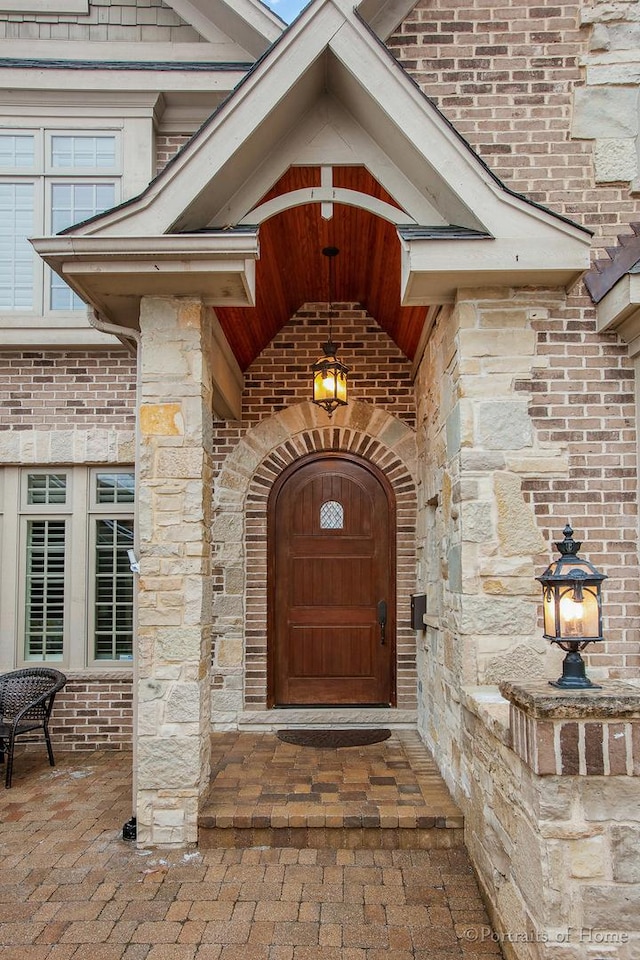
[94,518,134,661]
[50,181,116,309]
[0,467,135,667]
[0,182,35,310]
[24,519,66,661]
[0,130,120,315]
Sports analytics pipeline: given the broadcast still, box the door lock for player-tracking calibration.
[377,600,387,645]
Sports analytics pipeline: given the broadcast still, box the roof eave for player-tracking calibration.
[401,235,591,305]
[31,232,259,329]
[595,272,640,357]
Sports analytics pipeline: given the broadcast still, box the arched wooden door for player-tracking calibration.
[268,453,396,706]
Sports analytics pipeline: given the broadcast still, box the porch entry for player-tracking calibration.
[268,453,396,707]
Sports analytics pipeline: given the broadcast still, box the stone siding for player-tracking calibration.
[413,286,639,794]
[0,1,204,42]
[135,296,214,845]
[574,0,640,193]
[0,350,136,433]
[457,685,640,959]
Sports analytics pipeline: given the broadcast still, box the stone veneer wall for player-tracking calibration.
[459,684,640,960]
[209,304,419,725]
[135,297,215,845]
[397,0,640,852]
[413,286,639,790]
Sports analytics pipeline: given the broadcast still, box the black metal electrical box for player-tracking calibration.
[411,593,427,630]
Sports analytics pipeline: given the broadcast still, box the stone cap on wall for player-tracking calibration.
[499,680,640,719]
[498,680,640,777]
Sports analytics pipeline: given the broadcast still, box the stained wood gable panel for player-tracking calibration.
[216,166,427,368]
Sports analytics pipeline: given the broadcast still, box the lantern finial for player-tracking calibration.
[556,524,581,557]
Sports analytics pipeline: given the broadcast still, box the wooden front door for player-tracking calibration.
[268,453,395,706]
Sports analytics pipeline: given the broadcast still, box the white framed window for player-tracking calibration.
[0,466,135,669]
[0,128,121,316]
[90,472,135,663]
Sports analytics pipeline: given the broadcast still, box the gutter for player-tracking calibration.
[89,310,141,843]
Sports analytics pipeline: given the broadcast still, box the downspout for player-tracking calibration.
[88,310,141,842]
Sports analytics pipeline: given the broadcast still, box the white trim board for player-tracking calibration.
[0,1,87,11]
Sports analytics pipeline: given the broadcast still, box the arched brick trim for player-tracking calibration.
[212,402,418,720]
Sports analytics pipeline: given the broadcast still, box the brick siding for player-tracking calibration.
[211,300,417,565]
[156,134,192,175]
[389,4,640,680]
[211,402,419,717]
[515,292,639,679]
[508,700,640,777]
[0,350,136,432]
[49,675,133,750]
[389,0,640,255]
[210,303,418,713]
[240,303,416,428]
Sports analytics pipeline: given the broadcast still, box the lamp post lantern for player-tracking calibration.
[536,524,607,690]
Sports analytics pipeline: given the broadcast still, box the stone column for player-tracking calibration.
[414,291,571,788]
[135,297,213,846]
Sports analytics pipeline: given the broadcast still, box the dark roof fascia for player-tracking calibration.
[354,9,593,240]
[398,225,491,240]
[0,57,253,71]
[178,225,258,234]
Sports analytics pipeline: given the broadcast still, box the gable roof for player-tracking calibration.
[164,0,284,58]
[33,0,592,367]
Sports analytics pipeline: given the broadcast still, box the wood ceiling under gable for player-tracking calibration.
[214,165,428,370]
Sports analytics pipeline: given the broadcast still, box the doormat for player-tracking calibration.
[276,728,391,748]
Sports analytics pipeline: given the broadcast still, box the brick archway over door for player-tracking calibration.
[212,402,418,718]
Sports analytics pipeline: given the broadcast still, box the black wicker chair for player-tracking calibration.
[0,667,67,788]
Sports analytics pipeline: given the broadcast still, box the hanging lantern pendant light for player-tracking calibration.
[312,246,349,416]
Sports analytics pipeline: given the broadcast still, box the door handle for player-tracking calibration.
[377,600,387,645]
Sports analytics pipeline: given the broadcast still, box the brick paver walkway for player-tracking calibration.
[200,731,463,847]
[0,749,501,959]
